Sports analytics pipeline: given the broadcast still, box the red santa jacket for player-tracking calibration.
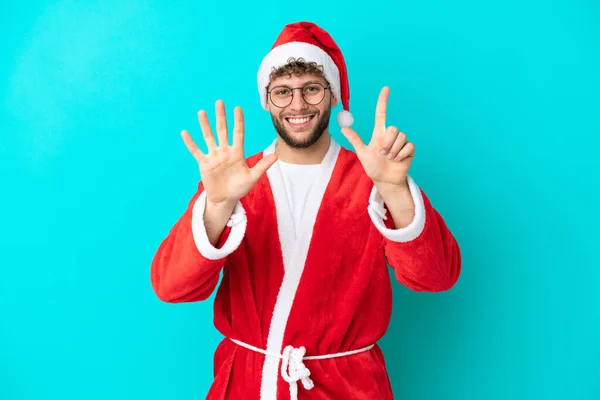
[150,138,461,400]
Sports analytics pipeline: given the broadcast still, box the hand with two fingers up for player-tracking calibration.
[340,86,415,192]
[341,86,417,228]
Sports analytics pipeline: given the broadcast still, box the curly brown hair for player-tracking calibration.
[268,57,327,84]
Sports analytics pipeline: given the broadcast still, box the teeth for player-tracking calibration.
[287,116,312,124]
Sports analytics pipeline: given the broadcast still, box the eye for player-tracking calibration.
[273,87,291,96]
[304,84,322,93]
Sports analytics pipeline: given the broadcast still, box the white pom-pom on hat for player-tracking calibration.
[337,110,354,128]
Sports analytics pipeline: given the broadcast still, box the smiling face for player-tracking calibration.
[266,72,333,149]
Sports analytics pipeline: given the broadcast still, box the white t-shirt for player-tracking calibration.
[277,160,322,237]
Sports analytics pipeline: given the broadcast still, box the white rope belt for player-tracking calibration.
[229,338,375,400]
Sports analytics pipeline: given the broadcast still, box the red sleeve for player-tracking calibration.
[382,189,462,292]
[150,181,236,303]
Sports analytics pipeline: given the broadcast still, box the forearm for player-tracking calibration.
[151,216,225,302]
[374,180,415,229]
[369,179,461,292]
[204,199,238,246]
[383,205,461,292]
[151,185,247,303]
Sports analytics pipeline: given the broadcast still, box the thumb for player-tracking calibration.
[341,127,366,153]
[250,153,278,182]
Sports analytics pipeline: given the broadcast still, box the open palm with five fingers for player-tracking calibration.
[181,100,278,206]
[341,87,415,189]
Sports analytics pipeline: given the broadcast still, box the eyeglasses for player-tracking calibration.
[267,82,330,108]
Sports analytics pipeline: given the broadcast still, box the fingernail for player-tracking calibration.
[387,154,393,159]
[380,150,387,156]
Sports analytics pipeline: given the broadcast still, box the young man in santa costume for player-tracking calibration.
[151,21,461,400]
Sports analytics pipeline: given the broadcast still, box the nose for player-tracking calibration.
[288,88,308,111]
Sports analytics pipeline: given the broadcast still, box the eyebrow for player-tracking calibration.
[300,80,324,86]
[271,80,325,88]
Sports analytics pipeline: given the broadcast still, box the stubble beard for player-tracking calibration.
[271,105,331,149]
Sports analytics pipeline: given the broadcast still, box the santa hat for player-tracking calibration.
[257,21,354,128]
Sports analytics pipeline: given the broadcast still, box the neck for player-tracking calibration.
[275,131,331,165]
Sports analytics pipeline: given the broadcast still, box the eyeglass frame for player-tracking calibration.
[266,82,331,108]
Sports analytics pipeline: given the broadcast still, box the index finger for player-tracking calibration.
[374,86,390,132]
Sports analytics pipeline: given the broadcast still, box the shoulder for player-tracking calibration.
[330,144,374,197]
[246,150,266,168]
[244,138,276,168]
[338,144,360,164]
[337,144,369,179]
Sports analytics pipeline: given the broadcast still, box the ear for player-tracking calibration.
[265,87,271,111]
[331,92,340,107]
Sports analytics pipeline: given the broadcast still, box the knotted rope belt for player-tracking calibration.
[229,338,375,400]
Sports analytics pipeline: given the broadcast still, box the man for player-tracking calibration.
[151,21,461,400]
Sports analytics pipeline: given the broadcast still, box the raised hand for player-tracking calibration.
[181,100,278,206]
[341,87,415,189]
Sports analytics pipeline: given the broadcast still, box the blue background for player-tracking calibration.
[1,1,599,399]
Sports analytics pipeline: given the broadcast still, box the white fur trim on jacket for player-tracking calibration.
[257,41,341,110]
[191,190,247,260]
[259,138,341,400]
[367,176,426,242]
